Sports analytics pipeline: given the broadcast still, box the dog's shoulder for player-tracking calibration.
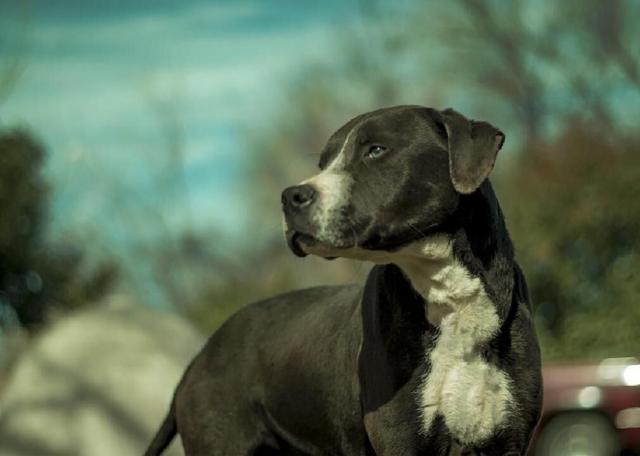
[359,265,429,412]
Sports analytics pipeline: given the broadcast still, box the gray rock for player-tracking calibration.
[0,295,204,456]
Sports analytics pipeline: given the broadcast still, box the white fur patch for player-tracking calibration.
[309,171,351,243]
[300,127,356,245]
[397,236,512,446]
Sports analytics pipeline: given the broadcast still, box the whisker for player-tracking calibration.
[345,214,360,247]
[406,221,429,241]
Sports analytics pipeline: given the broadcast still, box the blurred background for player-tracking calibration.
[0,0,638,454]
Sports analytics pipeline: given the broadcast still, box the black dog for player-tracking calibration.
[146,106,542,455]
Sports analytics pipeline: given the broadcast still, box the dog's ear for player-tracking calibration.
[439,108,505,194]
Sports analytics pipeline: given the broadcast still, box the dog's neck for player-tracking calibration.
[394,181,515,327]
[395,237,479,327]
[393,183,518,442]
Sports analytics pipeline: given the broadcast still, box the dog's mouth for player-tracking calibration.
[286,231,312,258]
[286,231,342,260]
[286,220,446,261]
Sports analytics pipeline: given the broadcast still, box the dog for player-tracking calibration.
[145,105,542,455]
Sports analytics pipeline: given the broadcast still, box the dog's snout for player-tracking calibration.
[282,185,317,210]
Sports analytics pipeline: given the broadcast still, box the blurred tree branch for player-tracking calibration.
[91,82,247,312]
[432,0,640,146]
[0,1,30,108]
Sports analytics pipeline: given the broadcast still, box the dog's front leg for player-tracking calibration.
[362,375,452,456]
[472,431,532,456]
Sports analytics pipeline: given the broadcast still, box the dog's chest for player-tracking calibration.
[408,260,512,446]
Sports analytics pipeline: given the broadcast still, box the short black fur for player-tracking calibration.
[146,106,542,456]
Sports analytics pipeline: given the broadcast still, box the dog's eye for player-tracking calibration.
[365,145,387,159]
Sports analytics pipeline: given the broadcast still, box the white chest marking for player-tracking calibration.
[398,237,512,446]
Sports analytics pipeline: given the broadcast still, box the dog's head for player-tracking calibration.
[282,105,504,260]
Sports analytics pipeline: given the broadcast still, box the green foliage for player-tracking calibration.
[0,129,118,330]
[497,124,640,359]
[185,277,291,333]
[185,250,369,334]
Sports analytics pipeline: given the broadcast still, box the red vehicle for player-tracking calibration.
[532,357,640,456]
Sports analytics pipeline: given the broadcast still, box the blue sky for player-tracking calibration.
[2,0,640,313]
[0,0,362,252]
[3,0,639,266]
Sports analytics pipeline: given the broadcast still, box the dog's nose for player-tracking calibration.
[282,185,317,210]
